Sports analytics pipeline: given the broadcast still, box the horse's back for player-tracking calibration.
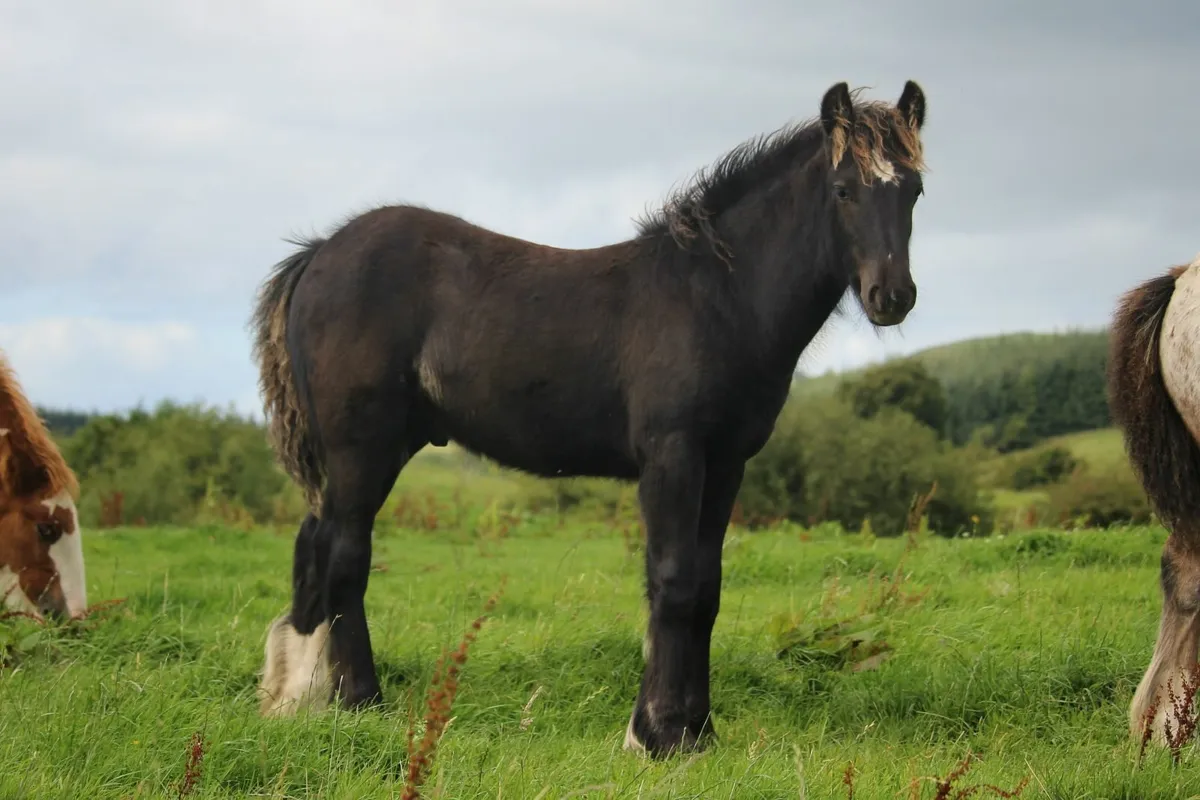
[284,204,646,478]
[1161,256,1200,443]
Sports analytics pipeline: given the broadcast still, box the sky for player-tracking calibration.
[2,0,1197,418]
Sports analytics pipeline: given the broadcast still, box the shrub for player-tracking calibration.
[1008,445,1079,490]
[61,402,297,527]
[838,359,948,435]
[1044,467,1152,528]
[741,395,992,537]
[513,476,638,522]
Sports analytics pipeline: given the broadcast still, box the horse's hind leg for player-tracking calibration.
[260,380,419,716]
[1130,534,1200,743]
[259,513,334,717]
[312,376,423,710]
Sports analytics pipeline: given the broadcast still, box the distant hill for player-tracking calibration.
[794,329,1111,451]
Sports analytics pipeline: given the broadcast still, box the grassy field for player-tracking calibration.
[3,513,1200,799]
[1044,428,1127,473]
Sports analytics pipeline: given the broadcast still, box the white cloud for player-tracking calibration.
[0,318,196,371]
[0,319,199,410]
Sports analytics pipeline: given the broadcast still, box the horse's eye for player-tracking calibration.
[833,183,850,201]
[36,522,59,544]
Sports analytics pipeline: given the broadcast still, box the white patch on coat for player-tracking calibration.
[258,614,333,717]
[868,154,898,184]
[1161,263,1200,445]
[1,566,38,616]
[41,489,87,617]
[415,349,444,403]
[623,711,647,754]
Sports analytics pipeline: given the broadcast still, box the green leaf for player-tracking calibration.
[18,631,43,652]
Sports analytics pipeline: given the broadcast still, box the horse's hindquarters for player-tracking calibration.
[1160,263,1200,445]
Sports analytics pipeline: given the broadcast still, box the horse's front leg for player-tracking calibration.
[685,459,745,743]
[625,433,706,758]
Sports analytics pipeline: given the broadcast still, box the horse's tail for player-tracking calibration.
[251,236,328,515]
[1108,262,1200,534]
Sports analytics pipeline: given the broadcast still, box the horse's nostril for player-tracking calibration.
[868,285,881,309]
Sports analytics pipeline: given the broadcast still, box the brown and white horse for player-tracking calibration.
[1109,252,1200,744]
[0,350,87,620]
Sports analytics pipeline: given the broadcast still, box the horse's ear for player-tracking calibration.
[897,80,926,130]
[820,82,854,138]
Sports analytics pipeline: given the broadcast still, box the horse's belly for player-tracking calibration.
[429,374,636,480]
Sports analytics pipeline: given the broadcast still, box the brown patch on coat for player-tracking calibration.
[0,496,75,611]
[0,349,82,613]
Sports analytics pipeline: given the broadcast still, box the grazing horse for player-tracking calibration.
[252,80,929,757]
[0,350,86,620]
[1110,252,1200,745]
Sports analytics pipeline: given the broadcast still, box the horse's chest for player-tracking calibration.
[711,384,791,458]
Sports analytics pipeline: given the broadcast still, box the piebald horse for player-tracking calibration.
[1110,252,1200,745]
[251,80,929,757]
[0,350,87,620]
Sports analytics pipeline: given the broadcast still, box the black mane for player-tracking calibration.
[634,116,825,241]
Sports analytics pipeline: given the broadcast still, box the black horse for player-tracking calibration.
[252,80,929,758]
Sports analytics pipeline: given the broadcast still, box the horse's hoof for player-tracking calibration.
[623,708,710,759]
[336,687,385,712]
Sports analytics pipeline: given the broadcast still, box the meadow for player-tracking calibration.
[3,501,1199,798]
[8,330,1188,798]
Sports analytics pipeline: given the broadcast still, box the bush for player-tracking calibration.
[514,475,637,521]
[838,359,948,435]
[61,402,300,527]
[1008,445,1079,490]
[741,395,992,537]
[1044,467,1152,528]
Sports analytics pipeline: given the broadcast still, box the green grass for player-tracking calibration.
[3,519,1199,799]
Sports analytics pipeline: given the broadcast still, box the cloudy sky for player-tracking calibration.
[2,0,1197,417]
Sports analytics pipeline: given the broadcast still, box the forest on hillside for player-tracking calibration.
[793,329,1110,451]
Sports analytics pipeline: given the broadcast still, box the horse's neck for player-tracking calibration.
[723,164,848,373]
